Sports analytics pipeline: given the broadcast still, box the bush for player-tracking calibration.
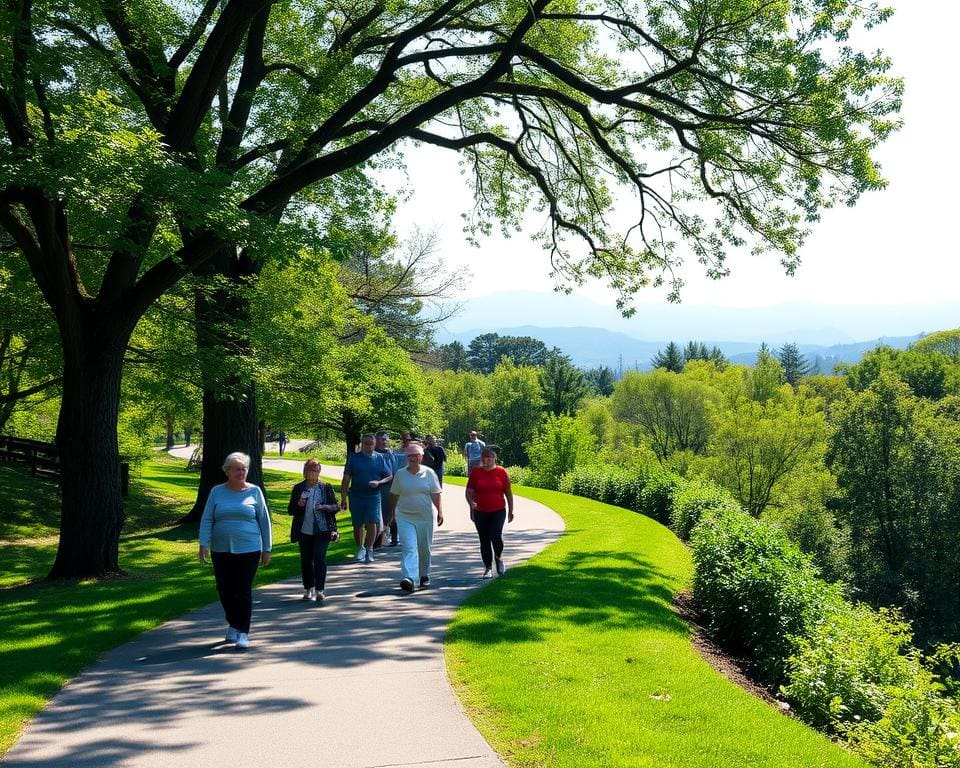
[524,414,596,490]
[782,603,916,729]
[670,478,740,540]
[690,508,837,685]
[846,676,960,768]
[445,451,468,477]
[297,439,348,463]
[504,465,534,486]
[638,469,683,524]
[559,464,651,514]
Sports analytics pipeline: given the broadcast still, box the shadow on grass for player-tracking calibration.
[449,544,688,646]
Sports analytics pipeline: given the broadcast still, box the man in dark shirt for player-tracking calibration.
[422,435,448,486]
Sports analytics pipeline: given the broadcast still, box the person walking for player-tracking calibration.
[462,430,485,473]
[341,434,393,563]
[422,435,448,486]
[465,446,513,579]
[374,431,399,548]
[199,452,272,649]
[287,458,340,602]
[278,431,288,455]
[388,442,443,592]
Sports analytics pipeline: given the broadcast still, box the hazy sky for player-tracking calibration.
[388,3,958,308]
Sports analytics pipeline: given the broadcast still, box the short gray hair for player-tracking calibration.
[222,452,251,472]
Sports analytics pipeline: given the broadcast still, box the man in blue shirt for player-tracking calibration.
[341,434,393,563]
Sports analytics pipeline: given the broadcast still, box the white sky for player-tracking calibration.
[388,2,959,308]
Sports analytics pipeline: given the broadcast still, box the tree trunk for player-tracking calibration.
[48,335,127,578]
[183,246,263,522]
[165,413,175,450]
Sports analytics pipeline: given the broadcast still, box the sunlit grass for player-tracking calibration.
[0,455,347,756]
[446,486,867,768]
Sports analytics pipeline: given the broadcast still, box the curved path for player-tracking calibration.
[6,448,564,768]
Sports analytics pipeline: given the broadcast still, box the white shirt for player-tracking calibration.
[390,466,441,520]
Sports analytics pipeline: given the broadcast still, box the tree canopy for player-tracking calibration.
[0,0,901,576]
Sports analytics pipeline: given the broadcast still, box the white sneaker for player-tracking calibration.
[495,558,506,576]
[307,588,317,602]
[481,568,493,579]
[235,632,250,649]
[365,549,375,563]
[302,589,313,601]
[225,626,239,642]
[316,590,325,601]
[356,546,366,561]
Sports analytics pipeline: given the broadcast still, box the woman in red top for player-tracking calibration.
[465,446,514,578]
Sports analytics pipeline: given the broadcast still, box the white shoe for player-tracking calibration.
[225,626,239,642]
[302,589,313,601]
[307,588,317,602]
[481,568,493,579]
[235,632,250,649]
[316,590,325,601]
[356,546,366,561]
[495,558,506,576]
[365,549,375,563]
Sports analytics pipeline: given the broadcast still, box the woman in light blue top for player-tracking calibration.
[199,451,272,649]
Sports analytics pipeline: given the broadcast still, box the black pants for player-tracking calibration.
[298,531,333,590]
[211,550,261,633]
[473,509,506,569]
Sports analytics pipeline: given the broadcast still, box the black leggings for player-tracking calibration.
[298,531,333,590]
[211,550,261,633]
[474,509,506,569]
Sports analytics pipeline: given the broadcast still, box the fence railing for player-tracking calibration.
[0,436,130,496]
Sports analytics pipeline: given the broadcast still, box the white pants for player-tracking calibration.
[397,515,434,582]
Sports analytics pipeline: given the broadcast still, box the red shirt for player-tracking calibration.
[467,466,511,513]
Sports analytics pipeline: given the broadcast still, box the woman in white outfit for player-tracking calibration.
[388,442,443,592]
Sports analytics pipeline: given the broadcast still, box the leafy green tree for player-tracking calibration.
[911,329,960,362]
[466,334,503,375]
[427,369,492,447]
[701,391,829,517]
[484,359,545,466]
[584,365,616,397]
[827,372,960,640]
[577,397,615,448]
[843,346,952,400]
[748,345,788,403]
[435,341,468,372]
[1,0,902,575]
[776,342,813,389]
[525,414,597,489]
[651,342,684,373]
[610,370,715,461]
[540,353,590,415]
[683,341,711,364]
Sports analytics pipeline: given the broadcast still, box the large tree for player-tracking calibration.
[1,0,900,576]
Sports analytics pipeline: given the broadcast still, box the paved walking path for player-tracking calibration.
[6,448,564,768]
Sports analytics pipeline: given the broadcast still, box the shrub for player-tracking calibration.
[638,469,683,524]
[559,464,651,514]
[690,508,837,685]
[504,465,534,486]
[445,451,468,477]
[524,414,596,490]
[846,675,960,768]
[670,478,740,540]
[782,603,916,729]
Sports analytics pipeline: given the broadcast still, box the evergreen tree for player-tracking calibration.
[540,353,591,416]
[777,342,813,388]
[584,366,616,397]
[652,342,684,373]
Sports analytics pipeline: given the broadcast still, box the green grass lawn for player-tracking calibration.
[0,455,347,756]
[445,486,867,768]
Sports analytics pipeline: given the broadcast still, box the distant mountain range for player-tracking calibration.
[434,291,952,371]
[440,291,960,346]
[441,325,922,372]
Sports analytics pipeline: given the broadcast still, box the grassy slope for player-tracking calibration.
[445,486,867,768]
[0,456,345,755]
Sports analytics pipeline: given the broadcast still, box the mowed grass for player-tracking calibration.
[0,455,347,756]
[445,486,867,768]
